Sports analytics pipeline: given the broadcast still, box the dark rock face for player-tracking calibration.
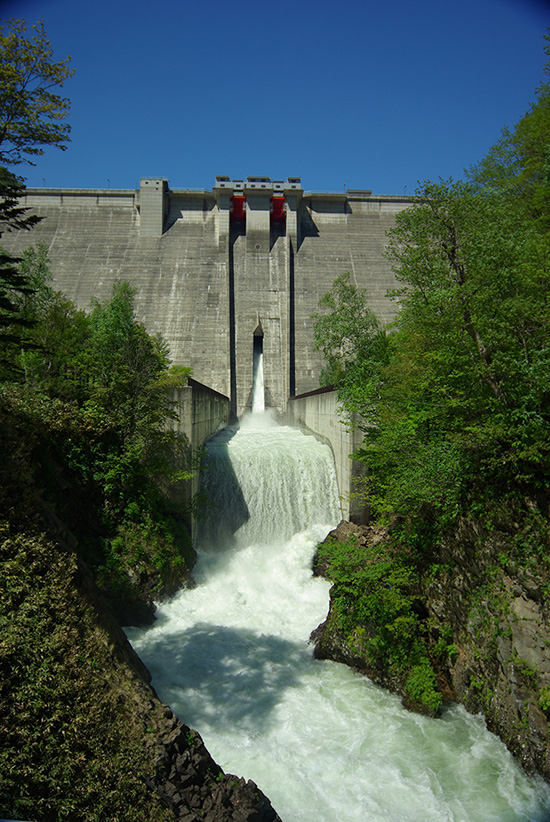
[310,519,550,779]
[146,712,281,822]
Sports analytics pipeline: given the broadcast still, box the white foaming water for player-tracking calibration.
[127,414,550,822]
[252,350,265,413]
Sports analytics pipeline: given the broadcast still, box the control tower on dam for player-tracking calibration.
[2,176,411,418]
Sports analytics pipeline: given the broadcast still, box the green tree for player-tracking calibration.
[17,241,53,318]
[0,165,40,230]
[315,104,550,526]
[0,18,73,167]
[20,289,90,398]
[311,32,550,726]
[88,281,183,444]
[0,248,35,376]
[312,272,389,428]
[0,17,73,372]
[1,272,195,619]
[0,241,59,380]
[468,34,550,222]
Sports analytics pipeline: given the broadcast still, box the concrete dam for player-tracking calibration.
[3,176,411,517]
[3,176,409,416]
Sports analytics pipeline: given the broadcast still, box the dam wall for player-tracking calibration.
[286,388,365,523]
[1,176,410,418]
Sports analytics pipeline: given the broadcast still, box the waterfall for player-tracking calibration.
[127,414,550,822]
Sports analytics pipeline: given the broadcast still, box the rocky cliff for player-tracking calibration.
[426,518,550,777]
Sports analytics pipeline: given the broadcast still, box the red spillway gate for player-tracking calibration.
[231,194,246,221]
[271,196,286,222]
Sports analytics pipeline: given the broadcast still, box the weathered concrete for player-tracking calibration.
[171,378,230,453]
[168,378,230,507]
[2,176,410,419]
[285,387,366,523]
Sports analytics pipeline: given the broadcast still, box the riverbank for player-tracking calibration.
[311,518,550,779]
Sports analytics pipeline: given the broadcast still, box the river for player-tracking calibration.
[127,411,550,821]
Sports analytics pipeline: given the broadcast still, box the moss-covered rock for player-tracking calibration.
[310,520,444,717]
[423,517,550,777]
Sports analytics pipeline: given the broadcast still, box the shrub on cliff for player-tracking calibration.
[314,533,444,715]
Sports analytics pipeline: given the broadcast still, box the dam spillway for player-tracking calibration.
[126,412,550,822]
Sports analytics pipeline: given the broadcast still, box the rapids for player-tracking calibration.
[127,412,550,821]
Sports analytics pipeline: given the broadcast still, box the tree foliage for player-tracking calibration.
[0,18,73,167]
[469,34,550,222]
[378,180,550,512]
[312,272,389,427]
[313,45,550,719]
[314,40,550,534]
[0,164,41,230]
[1,262,194,622]
[0,16,74,374]
[0,246,36,376]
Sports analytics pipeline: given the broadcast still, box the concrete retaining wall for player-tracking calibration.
[171,377,230,452]
[286,388,366,523]
[168,378,230,508]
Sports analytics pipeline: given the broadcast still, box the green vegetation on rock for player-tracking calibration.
[0,525,172,822]
[313,530,443,715]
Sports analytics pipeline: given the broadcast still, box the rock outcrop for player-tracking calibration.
[310,520,395,684]
[147,713,280,822]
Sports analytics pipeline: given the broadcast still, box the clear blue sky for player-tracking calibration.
[2,0,549,194]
